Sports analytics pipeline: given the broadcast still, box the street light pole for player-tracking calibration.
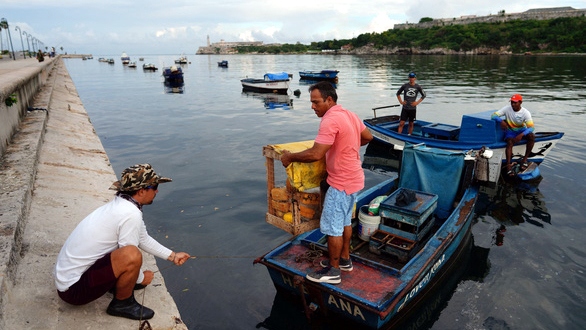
[15,26,26,59]
[1,18,16,60]
[22,31,31,58]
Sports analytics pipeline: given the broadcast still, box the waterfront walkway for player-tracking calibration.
[0,55,187,329]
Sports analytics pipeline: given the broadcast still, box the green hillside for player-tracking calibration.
[236,16,586,54]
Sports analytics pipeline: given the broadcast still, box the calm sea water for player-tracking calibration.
[64,54,586,330]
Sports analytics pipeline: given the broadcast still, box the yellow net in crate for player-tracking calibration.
[271,140,326,192]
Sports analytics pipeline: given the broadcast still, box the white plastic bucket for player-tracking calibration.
[358,205,381,241]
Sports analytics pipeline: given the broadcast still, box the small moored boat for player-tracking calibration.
[218,60,228,67]
[162,65,184,84]
[121,52,130,65]
[142,63,158,71]
[174,55,188,64]
[241,72,291,94]
[299,69,339,81]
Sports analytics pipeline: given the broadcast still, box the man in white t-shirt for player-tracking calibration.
[54,163,190,320]
[491,94,535,176]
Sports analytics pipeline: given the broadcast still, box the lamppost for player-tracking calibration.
[1,18,16,60]
[31,37,37,53]
[15,26,27,59]
[22,31,31,58]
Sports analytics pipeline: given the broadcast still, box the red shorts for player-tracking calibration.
[57,253,116,305]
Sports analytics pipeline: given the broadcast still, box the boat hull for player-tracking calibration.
[241,79,290,94]
[364,112,564,165]
[299,70,339,80]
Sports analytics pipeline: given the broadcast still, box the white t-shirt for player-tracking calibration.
[54,196,172,292]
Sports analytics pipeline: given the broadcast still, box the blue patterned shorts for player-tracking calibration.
[320,187,357,236]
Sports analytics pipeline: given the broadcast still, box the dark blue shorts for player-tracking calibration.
[400,108,416,121]
[57,253,116,305]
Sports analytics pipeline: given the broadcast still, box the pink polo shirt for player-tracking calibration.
[315,104,365,195]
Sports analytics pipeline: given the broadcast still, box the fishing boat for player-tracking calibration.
[128,61,137,68]
[142,63,158,71]
[241,72,291,94]
[121,52,130,65]
[98,57,107,62]
[364,107,564,167]
[162,65,184,84]
[107,58,115,64]
[174,55,188,64]
[218,60,228,67]
[256,143,481,329]
[299,69,339,81]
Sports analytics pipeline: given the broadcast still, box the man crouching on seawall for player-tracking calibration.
[54,163,190,320]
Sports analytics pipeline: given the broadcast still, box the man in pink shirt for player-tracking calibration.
[281,81,373,284]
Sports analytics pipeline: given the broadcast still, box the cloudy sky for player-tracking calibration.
[2,1,584,56]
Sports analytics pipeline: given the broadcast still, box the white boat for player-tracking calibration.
[241,72,291,94]
[128,61,137,68]
[121,52,130,64]
[174,55,188,64]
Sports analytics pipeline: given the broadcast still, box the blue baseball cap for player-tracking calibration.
[408,72,416,78]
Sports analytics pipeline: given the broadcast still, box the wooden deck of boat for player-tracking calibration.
[271,242,404,305]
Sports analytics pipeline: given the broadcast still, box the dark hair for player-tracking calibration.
[308,81,337,103]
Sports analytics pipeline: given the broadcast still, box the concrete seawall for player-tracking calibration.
[0,57,187,329]
[0,57,56,156]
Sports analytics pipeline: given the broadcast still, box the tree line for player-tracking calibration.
[236,16,586,54]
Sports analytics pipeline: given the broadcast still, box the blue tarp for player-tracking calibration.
[264,72,289,80]
[398,145,465,219]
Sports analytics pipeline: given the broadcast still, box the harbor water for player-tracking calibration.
[63,54,586,329]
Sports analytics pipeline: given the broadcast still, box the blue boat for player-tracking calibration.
[162,65,184,84]
[256,144,480,329]
[364,108,564,167]
[120,52,130,65]
[299,69,339,81]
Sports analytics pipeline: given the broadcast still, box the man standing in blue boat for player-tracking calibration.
[280,81,373,284]
[491,94,535,176]
[396,72,426,135]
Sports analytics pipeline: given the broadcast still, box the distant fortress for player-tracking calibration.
[196,36,265,55]
[197,7,585,54]
[394,6,586,29]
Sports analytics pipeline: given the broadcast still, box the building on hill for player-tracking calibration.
[196,35,264,54]
[394,6,586,30]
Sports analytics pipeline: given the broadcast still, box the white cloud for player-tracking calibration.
[3,0,584,54]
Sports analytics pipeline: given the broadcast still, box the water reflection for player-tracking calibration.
[163,80,185,94]
[241,91,293,110]
[476,177,550,247]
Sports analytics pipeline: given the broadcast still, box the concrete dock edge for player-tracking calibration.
[0,57,187,329]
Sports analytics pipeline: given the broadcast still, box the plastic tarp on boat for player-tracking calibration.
[264,72,289,81]
[398,144,465,219]
[270,140,326,191]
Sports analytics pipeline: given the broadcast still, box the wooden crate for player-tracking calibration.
[263,144,322,235]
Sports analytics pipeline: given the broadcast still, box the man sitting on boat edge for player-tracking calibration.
[491,94,535,177]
